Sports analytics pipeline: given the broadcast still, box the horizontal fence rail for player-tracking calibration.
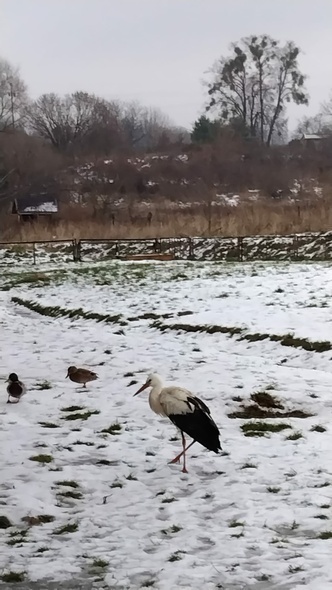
[0,232,331,265]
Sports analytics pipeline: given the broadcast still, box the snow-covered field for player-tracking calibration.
[1,261,332,589]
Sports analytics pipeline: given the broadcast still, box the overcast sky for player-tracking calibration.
[2,0,332,131]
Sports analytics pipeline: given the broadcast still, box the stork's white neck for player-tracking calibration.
[148,377,165,415]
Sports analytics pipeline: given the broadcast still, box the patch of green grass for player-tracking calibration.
[126,473,137,481]
[153,320,332,354]
[1,571,25,583]
[320,504,331,509]
[29,454,53,464]
[21,514,55,526]
[11,297,125,326]
[161,497,176,504]
[318,530,332,539]
[240,462,257,469]
[311,425,327,433]
[38,422,59,429]
[243,430,266,437]
[168,551,185,562]
[100,423,122,435]
[161,524,182,535]
[286,432,303,440]
[314,514,329,520]
[7,529,29,546]
[62,410,100,421]
[241,421,291,434]
[35,380,52,390]
[257,574,271,582]
[57,490,83,500]
[314,482,331,488]
[61,405,85,412]
[229,520,244,528]
[97,459,112,466]
[91,558,109,568]
[288,565,304,574]
[53,522,78,535]
[250,390,283,409]
[73,440,94,446]
[110,481,123,489]
[56,480,79,488]
[152,320,242,337]
[36,547,49,553]
[228,405,312,419]
[267,487,281,493]
[141,580,155,588]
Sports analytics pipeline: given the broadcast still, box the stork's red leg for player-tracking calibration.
[181,431,188,473]
[168,440,195,464]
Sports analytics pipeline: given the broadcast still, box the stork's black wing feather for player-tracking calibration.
[169,400,221,454]
[187,395,211,415]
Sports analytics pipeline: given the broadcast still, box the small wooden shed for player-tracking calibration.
[12,193,59,222]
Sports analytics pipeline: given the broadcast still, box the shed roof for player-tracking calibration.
[12,194,58,215]
[301,133,324,141]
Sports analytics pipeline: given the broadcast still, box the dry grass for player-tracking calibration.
[2,196,332,241]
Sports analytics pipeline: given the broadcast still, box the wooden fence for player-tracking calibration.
[0,232,331,265]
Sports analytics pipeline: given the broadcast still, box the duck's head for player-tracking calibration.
[134,373,162,396]
[7,373,19,383]
[66,366,77,378]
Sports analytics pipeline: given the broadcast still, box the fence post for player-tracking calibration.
[237,237,243,261]
[32,242,36,265]
[154,238,161,253]
[188,237,194,259]
[292,235,298,260]
[77,240,82,262]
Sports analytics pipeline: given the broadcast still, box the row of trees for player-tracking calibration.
[2,32,332,217]
[3,34,331,153]
[0,58,188,156]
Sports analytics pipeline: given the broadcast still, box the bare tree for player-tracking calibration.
[0,58,28,131]
[120,101,177,150]
[294,114,325,138]
[206,35,308,146]
[25,92,121,153]
[294,92,332,138]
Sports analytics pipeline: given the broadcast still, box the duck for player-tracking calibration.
[6,373,27,403]
[66,366,98,388]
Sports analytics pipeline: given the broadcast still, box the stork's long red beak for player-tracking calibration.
[133,382,149,396]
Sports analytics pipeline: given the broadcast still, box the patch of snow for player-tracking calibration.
[23,202,58,214]
[0,262,332,587]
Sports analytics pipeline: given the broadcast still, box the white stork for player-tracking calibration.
[134,373,221,473]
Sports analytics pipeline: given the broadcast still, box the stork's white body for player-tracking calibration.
[148,381,195,417]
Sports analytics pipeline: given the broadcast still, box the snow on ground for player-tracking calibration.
[1,261,332,588]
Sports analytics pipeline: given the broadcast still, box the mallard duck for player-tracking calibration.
[6,373,27,403]
[66,366,98,388]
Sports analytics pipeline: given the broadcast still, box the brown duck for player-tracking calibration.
[66,366,98,388]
